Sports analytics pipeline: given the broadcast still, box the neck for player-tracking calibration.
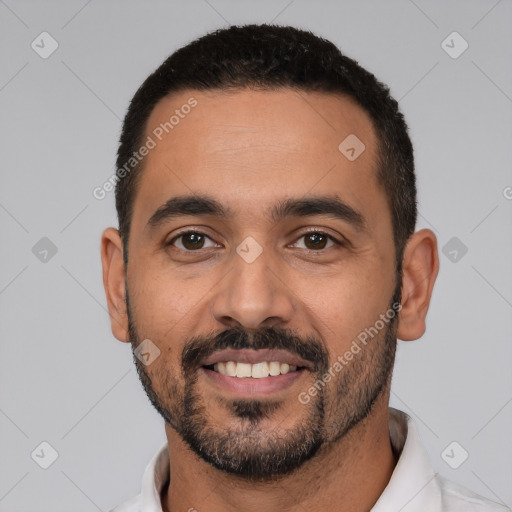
[162,397,396,512]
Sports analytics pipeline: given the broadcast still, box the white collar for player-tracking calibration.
[372,408,442,511]
[137,408,442,511]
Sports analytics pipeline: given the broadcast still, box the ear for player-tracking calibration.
[397,229,439,341]
[100,227,129,342]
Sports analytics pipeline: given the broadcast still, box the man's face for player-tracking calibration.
[125,89,398,479]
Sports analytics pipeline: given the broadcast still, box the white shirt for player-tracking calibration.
[110,408,509,511]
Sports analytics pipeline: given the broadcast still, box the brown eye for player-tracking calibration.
[304,233,328,250]
[291,231,338,251]
[169,232,216,251]
[182,233,204,250]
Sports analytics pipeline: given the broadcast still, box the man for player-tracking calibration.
[101,24,507,511]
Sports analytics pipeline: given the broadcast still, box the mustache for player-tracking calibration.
[181,326,329,373]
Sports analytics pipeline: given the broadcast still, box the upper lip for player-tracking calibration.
[201,349,313,369]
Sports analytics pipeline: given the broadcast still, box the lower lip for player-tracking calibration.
[201,367,306,397]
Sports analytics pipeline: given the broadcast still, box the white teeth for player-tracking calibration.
[251,362,270,378]
[236,362,252,378]
[269,361,281,376]
[212,361,300,378]
[225,361,237,377]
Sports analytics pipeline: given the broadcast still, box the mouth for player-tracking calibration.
[200,349,311,396]
[204,361,301,378]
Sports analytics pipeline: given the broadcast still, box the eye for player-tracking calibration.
[291,231,339,251]
[168,231,218,251]
[167,230,342,253]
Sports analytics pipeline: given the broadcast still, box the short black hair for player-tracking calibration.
[115,24,416,268]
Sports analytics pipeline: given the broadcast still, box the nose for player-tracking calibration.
[210,246,295,331]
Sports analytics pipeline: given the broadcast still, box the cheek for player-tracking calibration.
[135,332,185,394]
[128,271,205,367]
[306,268,394,355]
[129,269,195,329]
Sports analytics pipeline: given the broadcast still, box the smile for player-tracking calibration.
[205,361,300,378]
[200,349,311,395]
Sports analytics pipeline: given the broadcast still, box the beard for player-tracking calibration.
[127,284,400,481]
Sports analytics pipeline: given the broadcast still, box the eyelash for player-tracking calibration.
[166,229,344,252]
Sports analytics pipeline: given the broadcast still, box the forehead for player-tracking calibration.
[133,88,386,232]
[144,88,377,165]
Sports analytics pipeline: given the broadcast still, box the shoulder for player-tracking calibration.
[108,493,141,512]
[437,475,510,511]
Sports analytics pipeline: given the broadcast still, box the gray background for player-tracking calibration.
[1,0,511,510]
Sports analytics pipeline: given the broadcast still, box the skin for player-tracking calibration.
[101,89,439,512]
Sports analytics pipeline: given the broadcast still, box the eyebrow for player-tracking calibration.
[146,194,367,232]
